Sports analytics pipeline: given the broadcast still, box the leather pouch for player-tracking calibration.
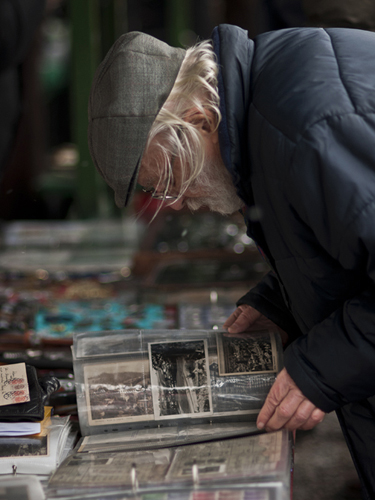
[0,364,60,422]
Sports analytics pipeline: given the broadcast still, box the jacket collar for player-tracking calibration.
[212,24,254,203]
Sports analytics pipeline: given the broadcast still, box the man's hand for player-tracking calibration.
[256,368,326,431]
[223,304,288,344]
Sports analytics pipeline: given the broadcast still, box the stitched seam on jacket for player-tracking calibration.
[290,111,375,170]
[251,106,374,156]
[323,29,357,113]
[287,112,375,261]
[337,197,375,261]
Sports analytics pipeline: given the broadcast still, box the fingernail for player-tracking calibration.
[257,422,264,430]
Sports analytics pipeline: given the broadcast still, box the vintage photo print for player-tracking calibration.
[149,339,212,420]
[77,332,142,358]
[84,359,153,426]
[216,331,278,376]
[77,334,129,358]
[0,434,49,458]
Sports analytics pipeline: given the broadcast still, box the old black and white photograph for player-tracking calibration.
[84,359,154,425]
[49,449,172,487]
[210,360,277,414]
[167,432,287,482]
[0,434,48,458]
[216,331,278,376]
[77,333,139,358]
[149,340,212,419]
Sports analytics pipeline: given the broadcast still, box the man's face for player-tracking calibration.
[138,130,243,215]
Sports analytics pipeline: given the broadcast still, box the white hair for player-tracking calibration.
[145,40,222,202]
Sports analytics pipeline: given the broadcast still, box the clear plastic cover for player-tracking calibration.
[0,475,46,499]
[76,421,260,453]
[47,487,284,500]
[48,429,292,500]
[0,416,73,476]
[73,329,283,436]
[46,487,284,500]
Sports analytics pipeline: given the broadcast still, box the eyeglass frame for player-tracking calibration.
[141,187,178,200]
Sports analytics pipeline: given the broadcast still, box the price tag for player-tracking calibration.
[0,363,30,406]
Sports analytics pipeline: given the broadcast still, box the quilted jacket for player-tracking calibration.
[213,24,375,494]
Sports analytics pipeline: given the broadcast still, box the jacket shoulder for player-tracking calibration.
[252,28,375,140]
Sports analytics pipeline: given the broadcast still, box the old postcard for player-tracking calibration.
[0,434,49,459]
[167,431,286,482]
[216,331,278,376]
[149,339,212,420]
[49,448,172,488]
[76,332,141,358]
[0,363,30,406]
[84,359,153,426]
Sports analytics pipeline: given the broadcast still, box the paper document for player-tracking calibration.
[0,421,41,436]
[0,363,30,406]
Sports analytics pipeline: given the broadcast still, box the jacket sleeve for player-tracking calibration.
[285,285,375,412]
[237,271,302,343]
[283,112,375,413]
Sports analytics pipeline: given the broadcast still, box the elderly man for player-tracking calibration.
[88,24,375,498]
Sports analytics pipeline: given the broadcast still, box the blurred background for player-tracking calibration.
[0,0,340,221]
[1,1,374,498]
[1,0,374,221]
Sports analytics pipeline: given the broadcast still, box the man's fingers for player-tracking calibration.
[223,305,262,333]
[256,368,291,429]
[256,388,288,429]
[226,314,252,333]
[258,391,326,432]
[259,389,305,431]
[298,408,325,431]
[223,309,241,328]
[281,399,317,431]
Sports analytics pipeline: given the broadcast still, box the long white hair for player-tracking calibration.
[145,40,221,201]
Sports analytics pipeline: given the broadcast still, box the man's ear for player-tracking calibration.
[184,108,216,135]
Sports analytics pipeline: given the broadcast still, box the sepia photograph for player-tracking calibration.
[149,339,212,419]
[84,359,154,425]
[216,331,278,376]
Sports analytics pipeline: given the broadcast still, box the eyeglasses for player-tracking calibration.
[141,187,178,200]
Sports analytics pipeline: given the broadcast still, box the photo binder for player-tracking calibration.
[47,328,292,500]
[72,328,283,436]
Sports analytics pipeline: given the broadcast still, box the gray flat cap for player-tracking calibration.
[88,32,186,208]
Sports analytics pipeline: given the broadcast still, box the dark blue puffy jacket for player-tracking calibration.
[213,24,375,494]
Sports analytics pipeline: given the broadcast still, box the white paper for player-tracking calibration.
[0,421,41,436]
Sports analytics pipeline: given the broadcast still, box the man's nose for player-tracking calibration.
[169,198,185,210]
